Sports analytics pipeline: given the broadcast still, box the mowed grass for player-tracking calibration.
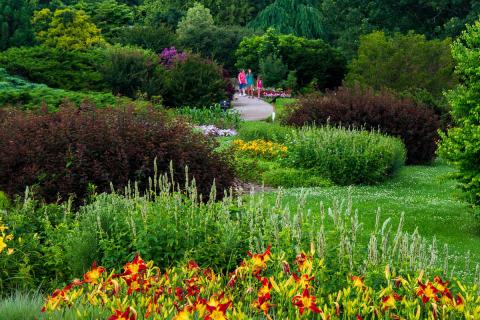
[258,162,480,278]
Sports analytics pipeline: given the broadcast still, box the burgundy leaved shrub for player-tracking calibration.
[283,86,440,164]
[0,102,234,203]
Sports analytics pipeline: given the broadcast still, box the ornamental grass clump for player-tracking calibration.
[285,126,406,185]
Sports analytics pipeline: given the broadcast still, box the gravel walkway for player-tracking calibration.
[232,94,274,121]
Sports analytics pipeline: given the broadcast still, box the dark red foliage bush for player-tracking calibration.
[0,102,235,203]
[283,86,440,164]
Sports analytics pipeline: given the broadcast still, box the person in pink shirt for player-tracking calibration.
[237,69,247,96]
[256,76,263,98]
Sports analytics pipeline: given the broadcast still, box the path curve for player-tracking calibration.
[232,94,274,121]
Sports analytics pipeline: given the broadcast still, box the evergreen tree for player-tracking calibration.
[0,0,34,50]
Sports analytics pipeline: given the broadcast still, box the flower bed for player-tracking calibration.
[262,89,292,98]
[42,247,480,319]
[232,139,288,159]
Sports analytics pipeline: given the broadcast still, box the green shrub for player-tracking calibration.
[0,46,108,91]
[0,68,132,111]
[236,30,346,90]
[285,126,406,185]
[238,121,292,143]
[114,25,176,53]
[284,87,440,164]
[262,168,331,188]
[438,19,480,207]
[176,104,242,129]
[102,45,165,99]
[259,54,288,87]
[163,54,227,108]
[346,31,457,100]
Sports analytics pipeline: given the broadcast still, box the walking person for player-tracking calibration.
[237,69,247,96]
[246,69,254,98]
[256,76,263,99]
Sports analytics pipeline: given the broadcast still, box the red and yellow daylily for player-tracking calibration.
[83,262,106,285]
[351,276,365,290]
[247,244,272,276]
[417,280,439,303]
[108,306,137,320]
[123,255,147,277]
[295,252,313,273]
[292,288,322,315]
[204,292,232,320]
[381,293,402,310]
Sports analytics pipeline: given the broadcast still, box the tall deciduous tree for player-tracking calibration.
[80,0,134,40]
[236,30,345,90]
[439,19,480,206]
[346,31,457,99]
[0,0,34,50]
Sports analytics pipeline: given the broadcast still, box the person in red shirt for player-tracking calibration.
[238,69,247,96]
[256,76,263,99]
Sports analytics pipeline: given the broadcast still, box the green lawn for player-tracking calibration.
[258,162,480,278]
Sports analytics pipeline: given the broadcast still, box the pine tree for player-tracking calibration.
[0,0,34,50]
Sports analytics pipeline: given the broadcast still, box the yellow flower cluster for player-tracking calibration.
[232,139,288,159]
[0,220,14,255]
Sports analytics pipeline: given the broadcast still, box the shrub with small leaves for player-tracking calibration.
[284,126,406,185]
[0,102,234,203]
[284,86,440,164]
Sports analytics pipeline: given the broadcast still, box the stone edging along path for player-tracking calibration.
[232,94,274,121]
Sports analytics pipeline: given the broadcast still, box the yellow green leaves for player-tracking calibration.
[32,8,105,50]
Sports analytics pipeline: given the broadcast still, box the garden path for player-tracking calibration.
[232,94,274,121]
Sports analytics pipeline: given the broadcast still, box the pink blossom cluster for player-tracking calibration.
[159,47,187,68]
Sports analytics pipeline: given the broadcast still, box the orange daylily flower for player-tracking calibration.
[205,293,232,319]
[41,289,69,312]
[83,261,106,285]
[351,276,365,289]
[292,288,322,315]
[253,293,273,315]
[257,277,273,298]
[188,260,199,270]
[454,294,465,311]
[108,306,137,320]
[125,275,151,295]
[381,293,402,310]
[173,309,193,320]
[417,280,439,303]
[123,254,147,276]
[247,244,272,276]
[292,273,314,289]
[294,252,313,273]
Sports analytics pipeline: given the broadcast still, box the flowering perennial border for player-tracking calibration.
[42,246,480,319]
